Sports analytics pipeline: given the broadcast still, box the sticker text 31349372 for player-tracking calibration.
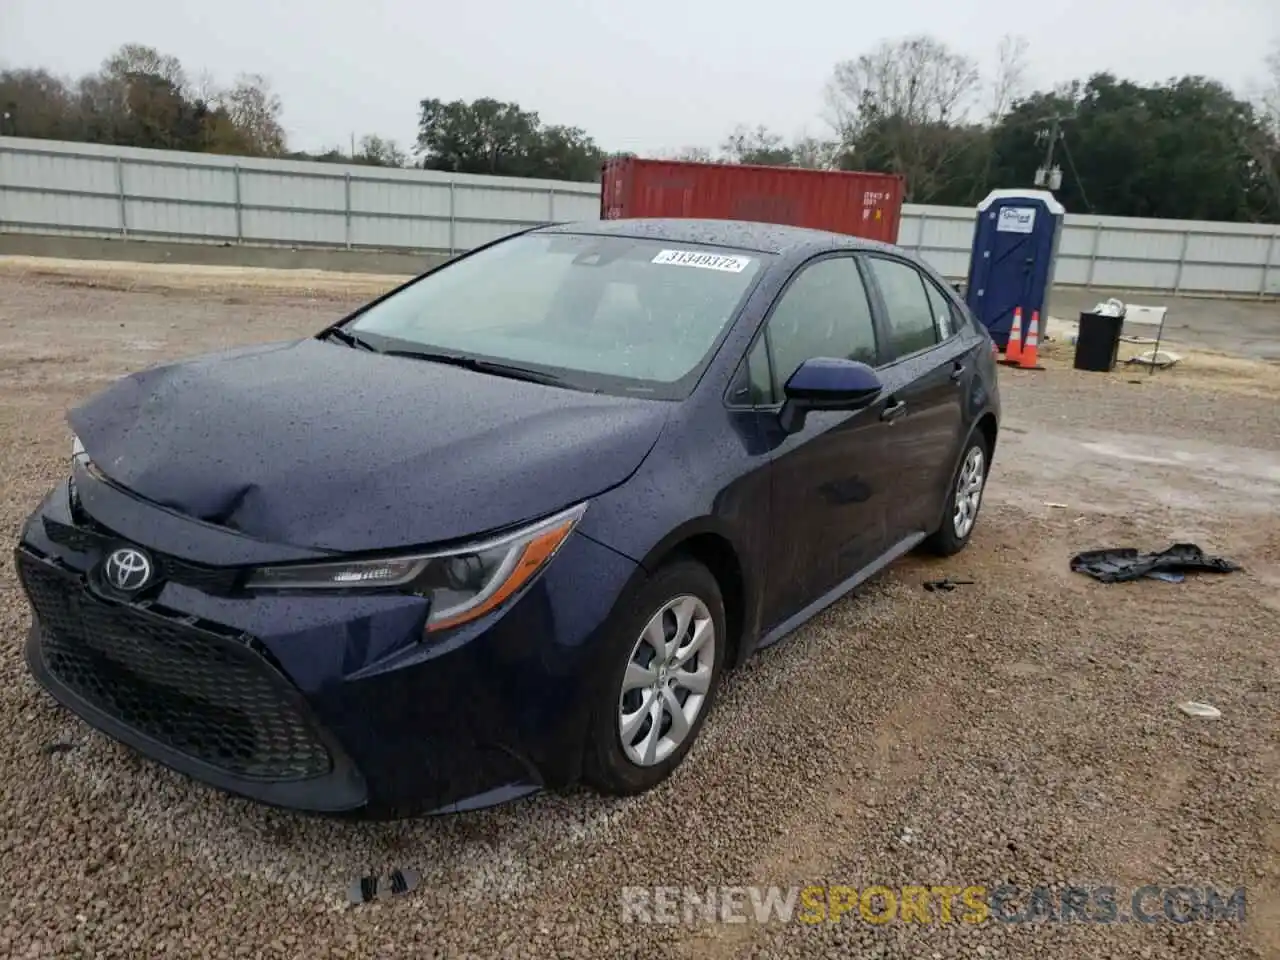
[651,250,753,273]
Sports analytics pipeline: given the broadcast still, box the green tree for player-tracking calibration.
[415,97,602,180]
[987,74,1278,221]
[416,97,541,175]
[0,43,282,158]
[530,124,604,180]
[0,68,81,139]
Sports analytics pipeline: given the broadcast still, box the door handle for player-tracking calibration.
[881,399,907,422]
[950,364,966,382]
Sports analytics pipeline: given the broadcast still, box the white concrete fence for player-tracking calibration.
[1,136,1277,297]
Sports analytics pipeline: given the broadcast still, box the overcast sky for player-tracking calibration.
[2,0,1276,156]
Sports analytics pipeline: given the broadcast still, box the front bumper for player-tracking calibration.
[16,474,638,817]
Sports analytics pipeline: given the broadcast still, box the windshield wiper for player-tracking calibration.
[322,332,576,389]
[319,327,377,351]
[379,349,572,388]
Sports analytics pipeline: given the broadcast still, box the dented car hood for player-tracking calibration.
[67,338,667,553]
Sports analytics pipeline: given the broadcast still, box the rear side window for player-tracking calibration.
[923,279,956,340]
[866,257,940,358]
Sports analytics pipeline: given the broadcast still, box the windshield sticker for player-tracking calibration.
[651,249,753,273]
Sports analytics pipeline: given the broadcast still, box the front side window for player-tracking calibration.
[764,256,879,394]
[727,335,774,406]
[346,233,767,399]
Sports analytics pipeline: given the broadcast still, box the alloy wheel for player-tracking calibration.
[617,595,716,767]
[953,445,986,539]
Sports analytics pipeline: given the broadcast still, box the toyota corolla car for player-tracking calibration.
[15,218,999,818]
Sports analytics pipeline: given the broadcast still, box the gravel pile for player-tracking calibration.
[1,271,1277,959]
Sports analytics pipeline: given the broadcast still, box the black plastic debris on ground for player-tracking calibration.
[40,741,77,755]
[923,578,974,592]
[1069,543,1241,583]
[347,868,421,905]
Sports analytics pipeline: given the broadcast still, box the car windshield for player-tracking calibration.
[343,232,767,398]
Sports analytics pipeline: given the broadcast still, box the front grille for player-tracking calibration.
[42,514,241,595]
[18,551,332,782]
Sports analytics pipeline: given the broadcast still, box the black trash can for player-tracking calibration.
[1074,311,1125,372]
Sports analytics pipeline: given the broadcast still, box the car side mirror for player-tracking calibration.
[779,357,883,434]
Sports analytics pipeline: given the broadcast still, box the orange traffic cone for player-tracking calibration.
[1018,311,1045,370]
[1000,308,1024,366]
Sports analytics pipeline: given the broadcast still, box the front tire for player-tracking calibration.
[923,432,990,557]
[584,559,727,796]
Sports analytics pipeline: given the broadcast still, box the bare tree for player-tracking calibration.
[1247,38,1280,214]
[667,146,714,162]
[190,69,220,105]
[1260,39,1280,132]
[988,34,1031,124]
[357,134,407,167]
[824,35,982,200]
[790,135,841,169]
[219,73,285,155]
[102,43,187,92]
[720,124,794,165]
[826,35,981,136]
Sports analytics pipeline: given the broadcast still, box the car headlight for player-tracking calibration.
[244,502,588,632]
[72,433,85,460]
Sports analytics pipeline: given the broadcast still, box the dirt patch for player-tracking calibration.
[0,255,408,300]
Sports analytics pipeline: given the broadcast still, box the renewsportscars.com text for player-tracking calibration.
[620,884,1247,926]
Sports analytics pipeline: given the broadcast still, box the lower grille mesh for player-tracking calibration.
[18,552,332,782]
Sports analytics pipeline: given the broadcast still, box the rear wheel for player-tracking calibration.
[923,433,990,556]
[584,559,726,796]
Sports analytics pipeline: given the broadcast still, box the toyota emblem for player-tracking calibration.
[103,546,154,593]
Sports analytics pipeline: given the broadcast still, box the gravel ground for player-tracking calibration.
[1,262,1278,959]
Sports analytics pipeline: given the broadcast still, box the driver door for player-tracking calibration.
[750,254,895,630]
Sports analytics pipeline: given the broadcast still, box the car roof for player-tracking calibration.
[536,217,900,258]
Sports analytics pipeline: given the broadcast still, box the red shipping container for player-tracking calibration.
[600,157,905,245]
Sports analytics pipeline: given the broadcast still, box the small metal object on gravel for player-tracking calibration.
[1178,702,1222,719]
[347,868,421,905]
[923,578,974,592]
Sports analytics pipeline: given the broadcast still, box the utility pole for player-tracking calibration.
[1033,113,1071,191]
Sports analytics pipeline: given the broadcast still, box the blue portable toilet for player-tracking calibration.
[964,189,1065,349]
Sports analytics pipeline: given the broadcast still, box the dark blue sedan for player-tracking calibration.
[15,218,1000,818]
